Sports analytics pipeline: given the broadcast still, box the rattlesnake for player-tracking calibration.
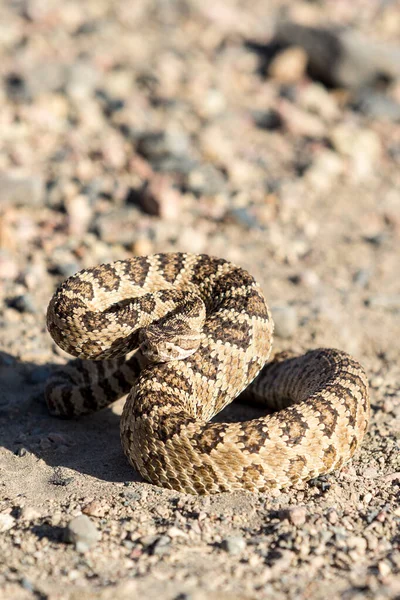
[46,253,370,494]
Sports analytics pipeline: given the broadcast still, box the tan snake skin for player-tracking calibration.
[46,253,370,494]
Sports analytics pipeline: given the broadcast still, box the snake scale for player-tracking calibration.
[46,253,370,494]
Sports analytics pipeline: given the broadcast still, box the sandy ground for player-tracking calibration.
[0,1,399,599]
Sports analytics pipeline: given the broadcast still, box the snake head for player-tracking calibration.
[138,324,204,363]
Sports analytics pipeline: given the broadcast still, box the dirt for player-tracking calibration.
[0,1,399,599]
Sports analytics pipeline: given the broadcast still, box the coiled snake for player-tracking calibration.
[46,253,370,494]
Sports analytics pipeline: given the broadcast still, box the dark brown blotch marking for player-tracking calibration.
[81,310,111,332]
[160,365,194,396]
[139,295,157,314]
[92,264,121,292]
[313,396,339,435]
[212,268,255,299]
[242,288,268,319]
[188,351,220,380]
[348,435,359,456]
[242,463,264,487]
[322,444,338,470]
[190,255,225,288]
[65,277,94,300]
[287,455,307,480]
[280,407,309,445]
[51,295,87,319]
[246,357,263,384]
[157,253,186,284]
[237,421,268,453]
[153,413,187,444]
[191,423,228,454]
[123,257,150,287]
[205,317,251,350]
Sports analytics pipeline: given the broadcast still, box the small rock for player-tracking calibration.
[268,46,308,83]
[186,164,226,197]
[253,109,283,131]
[19,506,41,522]
[353,269,371,288]
[363,493,373,504]
[82,499,108,518]
[50,261,81,279]
[66,61,99,100]
[330,125,381,180]
[353,91,400,121]
[221,536,247,555]
[279,101,325,138]
[275,22,400,90]
[15,447,27,457]
[0,511,15,532]
[26,63,67,97]
[94,208,143,246]
[0,175,45,207]
[66,195,92,238]
[65,515,101,552]
[137,129,192,167]
[305,150,344,192]
[0,251,18,280]
[139,534,159,549]
[6,294,36,314]
[346,535,367,555]
[281,506,307,526]
[378,560,391,577]
[299,83,339,121]
[151,535,171,556]
[272,305,298,338]
[135,175,181,220]
[5,72,30,102]
[327,509,338,525]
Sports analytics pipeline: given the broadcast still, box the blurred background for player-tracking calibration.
[0,2,400,599]
[1,0,400,364]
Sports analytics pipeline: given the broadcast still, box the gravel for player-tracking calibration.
[0,1,399,599]
[65,515,101,553]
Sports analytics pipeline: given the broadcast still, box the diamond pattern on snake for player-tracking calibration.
[46,253,370,494]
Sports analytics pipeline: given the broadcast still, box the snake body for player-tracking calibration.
[46,253,370,494]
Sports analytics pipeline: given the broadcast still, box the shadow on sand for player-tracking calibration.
[0,350,267,486]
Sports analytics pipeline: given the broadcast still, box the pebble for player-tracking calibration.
[151,535,171,556]
[6,294,36,313]
[82,499,109,518]
[378,561,391,577]
[220,536,247,555]
[353,91,400,121]
[299,83,339,121]
[94,208,143,246]
[65,195,92,238]
[0,512,15,532]
[19,506,41,522]
[272,305,298,338]
[136,175,182,220]
[268,47,308,83]
[0,251,18,280]
[252,109,283,131]
[327,509,339,525]
[136,130,191,164]
[281,506,307,526]
[330,125,381,179]
[275,22,400,89]
[66,62,99,100]
[65,515,101,552]
[0,175,44,207]
[186,164,226,197]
